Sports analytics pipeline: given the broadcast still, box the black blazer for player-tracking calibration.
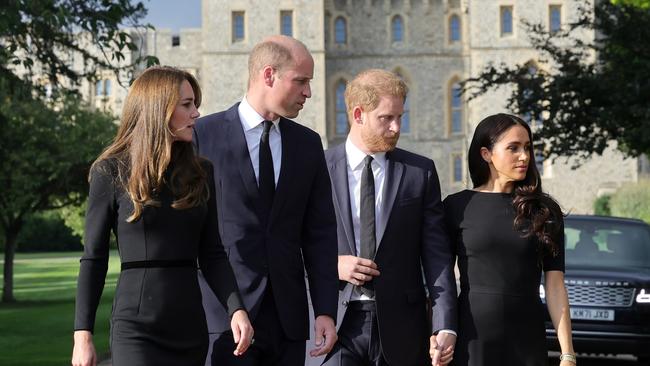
[193,103,338,340]
[325,144,458,366]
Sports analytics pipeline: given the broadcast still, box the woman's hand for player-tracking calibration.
[230,309,254,356]
[71,330,97,366]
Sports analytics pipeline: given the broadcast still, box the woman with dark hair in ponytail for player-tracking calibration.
[444,113,575,366]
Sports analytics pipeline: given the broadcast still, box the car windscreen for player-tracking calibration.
[564,219,650,269]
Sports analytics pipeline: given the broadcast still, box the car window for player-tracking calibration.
[565,220,650,269]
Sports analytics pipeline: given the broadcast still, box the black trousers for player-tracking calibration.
[206,287,305,366]
[322,301,389,366]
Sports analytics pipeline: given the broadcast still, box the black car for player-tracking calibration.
[542,215,650,362]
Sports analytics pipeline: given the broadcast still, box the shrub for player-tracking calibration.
[593,194,612,216]
[16,211,82,252]
[609,179,650,223]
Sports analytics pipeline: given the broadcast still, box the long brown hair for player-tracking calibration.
[92,66,207,222]
[468,113,563,258]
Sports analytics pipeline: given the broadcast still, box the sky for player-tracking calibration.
[140,0,202,32]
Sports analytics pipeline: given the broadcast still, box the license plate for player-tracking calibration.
[570,307,615,321]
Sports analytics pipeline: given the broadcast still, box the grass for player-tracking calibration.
[0,251,120,366]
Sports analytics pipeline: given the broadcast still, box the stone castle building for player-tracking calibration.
[95,0,643,213]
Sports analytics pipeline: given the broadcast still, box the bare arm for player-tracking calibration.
[545,270,575,365]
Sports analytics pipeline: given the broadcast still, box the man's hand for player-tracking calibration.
[338,255,380,285]
[309,315,337,357]
[230,309,254,356]
[429,332,456,366]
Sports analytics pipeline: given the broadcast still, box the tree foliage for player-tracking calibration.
[0,0,153,302]
[609,180,650,223]
[0,76,117,301]
[463,1,650,160]
[0,0,155,91]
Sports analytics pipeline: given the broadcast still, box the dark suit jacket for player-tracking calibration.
[193,103,338,341]
[325,144,457,366]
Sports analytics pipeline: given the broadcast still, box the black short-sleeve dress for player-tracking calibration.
[443,190,564,366]
[74,158,243,366]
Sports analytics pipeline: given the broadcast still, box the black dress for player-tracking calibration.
[443,190,564,366]
[74,159,243,366]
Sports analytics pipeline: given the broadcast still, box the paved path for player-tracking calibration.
[97,352,640,366]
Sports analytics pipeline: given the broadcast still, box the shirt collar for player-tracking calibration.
[345,137,387,171]
[238,96,281,132]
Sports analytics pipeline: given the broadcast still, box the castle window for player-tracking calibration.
[335,17,347,44]
[452,154,464,183]
[391,15,404,43]
[402,96,410,133]
[449,15,461,42]
[549,5,561,33]
[450,81,463,134]
[335,80,348,135]
[232,11,245,42]
[500,6,513,36]
[281,10,293,36]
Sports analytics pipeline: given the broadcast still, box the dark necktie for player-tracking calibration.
[259,120,275,214]
[359,155,376,296]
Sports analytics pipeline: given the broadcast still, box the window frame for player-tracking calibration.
[232,11,246,43]
[500,5,514,37]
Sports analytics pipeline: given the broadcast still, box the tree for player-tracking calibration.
[1,0,155,91]
[0,0,153,303]
[0,77,117,302]
[463,0,650,161]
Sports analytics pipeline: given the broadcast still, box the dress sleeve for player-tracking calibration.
[74,160,116,332]
[543,217,565,272]
[198,161,244,317]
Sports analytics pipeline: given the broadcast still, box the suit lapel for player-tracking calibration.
[225,106,261,207]
[329,145,356,255]
[377,152,403,244]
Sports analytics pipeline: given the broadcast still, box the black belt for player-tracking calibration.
[121,260,196,270]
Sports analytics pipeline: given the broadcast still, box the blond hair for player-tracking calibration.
[247,36,310,85]
[344,69,408,122]
[93,66,207,222]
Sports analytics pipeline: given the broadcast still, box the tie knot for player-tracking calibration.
[364,155,374,167]
[262,120,273,133]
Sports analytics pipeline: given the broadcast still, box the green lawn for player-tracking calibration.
[0,251,120,366]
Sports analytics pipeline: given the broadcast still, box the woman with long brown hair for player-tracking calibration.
[71,66,253,366]
[444,113,575,365]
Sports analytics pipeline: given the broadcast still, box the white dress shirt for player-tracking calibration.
[238,97,282,185]
[343,139,458,337]
[345,138,386,301]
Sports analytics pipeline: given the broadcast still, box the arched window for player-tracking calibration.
[391,15,404,43]
[335,17,347,44]
[449,15,461,42]
[335,80,348,135]
[450,81,462,134]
